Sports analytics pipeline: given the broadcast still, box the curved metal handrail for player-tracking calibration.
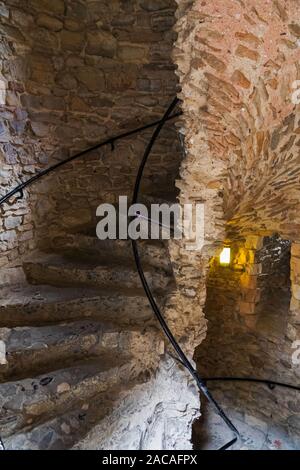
[0,113,181,207]
[131,97,240,451]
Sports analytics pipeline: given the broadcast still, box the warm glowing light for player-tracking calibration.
[220,247,231,265]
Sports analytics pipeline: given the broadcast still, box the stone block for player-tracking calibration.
[118,44,147,62]
[105,69,136,91]
[290,295,300,312]
[246,264,262,275]
[70,96,89,112]
[289,24,300,38]
[231,70,251,89]
[0,120,6,136]
[291,244,300,258]
[0,3,9,18]
[289,310,300,325]
[55,72,77,90]
[239,301,256,315]
[77,67,105,92]
[86,31,117,58]
[243,316,258,329]
[31,28,59,53]
[0,78,6,104]
[6,90,19,107]
[42,95,65,111]
[60,30,85,52]
[0,230,17,242]
[290,258,300,284]
[64,19,83,32]
[31,122,50,137]
[11,10,34,28]
[0,340,7,365]
[151,13,175,32]
[286,323,298,341]
[0,24,24,42]
[19,230,33,242]
[57,382,71,394]
[101,332,119,349]
[246,250,256,264]
[4,216,22,230]
[235,44,260,62]
[36,14,63,31]
[241,288,260,303]
[0,256,9,268]
[29,0,65,15]
[140,0,174,11]
[137,78,150,91]
[0,267,25,286]
[292,284,300,301]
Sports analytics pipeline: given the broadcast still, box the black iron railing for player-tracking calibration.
[1,99,300,451]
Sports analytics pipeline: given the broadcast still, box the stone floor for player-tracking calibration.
[193,398,300,450]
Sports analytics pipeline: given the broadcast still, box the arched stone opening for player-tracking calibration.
[193,235,300,450]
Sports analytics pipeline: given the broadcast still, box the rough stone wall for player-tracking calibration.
[0,0,181,270]
[195,235,300,442]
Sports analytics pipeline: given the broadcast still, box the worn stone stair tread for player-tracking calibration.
[0,283,157,327]
[48,234,172,272]
[0,199,174,449]
[0,357,137,438]
[0,319,159,382]
[23,253,173,291]
[3,381,136,450]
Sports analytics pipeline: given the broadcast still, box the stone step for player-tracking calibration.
[0,320,109,382]
[0,284,156,328]
[23,254,173,291]
[0,359,119,437]
[47,234,172,272]
[0,357,146,439]
[60,194,178,240]
[0,320,162,382]
[3,382,135,450]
